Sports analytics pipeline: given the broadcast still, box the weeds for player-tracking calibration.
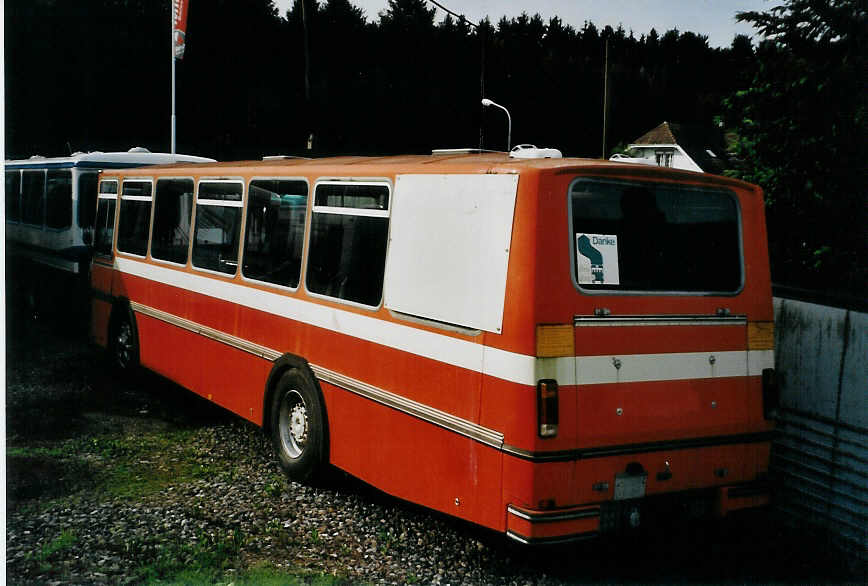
[25,530,78,574]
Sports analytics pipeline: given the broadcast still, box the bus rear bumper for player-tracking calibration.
[505,481,769,545]
[506,504,600,545]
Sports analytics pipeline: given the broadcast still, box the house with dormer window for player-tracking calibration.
[615,121,728,174]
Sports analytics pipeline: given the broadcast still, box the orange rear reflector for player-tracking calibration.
[748,322,775,350]
[536,324,574,357]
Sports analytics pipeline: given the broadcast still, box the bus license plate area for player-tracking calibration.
[614,472,647,501]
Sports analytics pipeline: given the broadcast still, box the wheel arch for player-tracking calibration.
[107,297,137,346]
[262,353,329,450]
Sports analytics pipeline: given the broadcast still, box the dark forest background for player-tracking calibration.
[5,0,755,159]
[5,0,866,297]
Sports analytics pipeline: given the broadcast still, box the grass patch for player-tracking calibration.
[25,530,78,574]
[133,540,352,585]
[7,426,229,503]
[150,561,352,585]
[131,528,244,583]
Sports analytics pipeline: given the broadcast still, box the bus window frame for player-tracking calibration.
[116,178,155,259]
[566,176,746,297]
[75,169,100,232]
[190,178,246,278]
[239,176,311,293]
[304,178,392,311]
[94,177,120,260]
[148,176,197,269]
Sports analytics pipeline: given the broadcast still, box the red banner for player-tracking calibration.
[173,0,190,59]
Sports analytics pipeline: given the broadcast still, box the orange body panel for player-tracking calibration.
[89,154,774,542]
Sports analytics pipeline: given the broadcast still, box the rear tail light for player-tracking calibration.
[537,379,559,438]
[762,368,778,419]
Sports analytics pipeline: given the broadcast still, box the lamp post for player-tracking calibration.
[481,98,511,151]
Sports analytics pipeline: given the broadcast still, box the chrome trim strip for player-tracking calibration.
[502,431,776,462]
[506,530,599,545]
[128,301,504,450]
[311,364,504,449]
[130,301,282,361]
[573,314,747,327]
[507,505,600,522]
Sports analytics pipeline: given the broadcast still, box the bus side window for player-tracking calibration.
[306,182,390,307]
[117,180,153,257]
[151,178,195,265]
[5,170,21,222]
[192,181,244,275]
[46,170,73,229]
[21,170,45,226]
[242,179,308,288]
[94,179,118,257]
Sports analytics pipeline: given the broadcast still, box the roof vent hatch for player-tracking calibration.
[508,144,562,159]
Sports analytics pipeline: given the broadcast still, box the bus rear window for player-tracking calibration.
[569,178,742,294]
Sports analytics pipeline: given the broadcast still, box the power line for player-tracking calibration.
[427,0,478,29]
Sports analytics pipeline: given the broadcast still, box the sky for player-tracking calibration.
[272,0,783,48]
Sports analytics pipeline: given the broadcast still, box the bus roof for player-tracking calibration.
[5,149,215,170]
[105,152,755,191]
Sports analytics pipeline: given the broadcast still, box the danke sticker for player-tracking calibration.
[576,233,620,285]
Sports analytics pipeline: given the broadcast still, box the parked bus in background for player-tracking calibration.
[90,146,777,544]
[5,148,214,318]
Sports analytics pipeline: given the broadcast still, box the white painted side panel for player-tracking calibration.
[114,257,774,387]
[383,174,519,333]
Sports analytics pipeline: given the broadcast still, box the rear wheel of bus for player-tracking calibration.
[270,368,328,484]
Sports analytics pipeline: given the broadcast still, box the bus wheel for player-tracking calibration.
[270,369,327,484]
[111,309,139,371]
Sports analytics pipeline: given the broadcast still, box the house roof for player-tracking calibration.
[630,121,729,174]
[633,121,679,145]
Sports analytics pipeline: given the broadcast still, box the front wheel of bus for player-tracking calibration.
[270,369,327,484]
[111,309,139,371]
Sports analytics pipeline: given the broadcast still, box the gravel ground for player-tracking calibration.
[5,302,861,585]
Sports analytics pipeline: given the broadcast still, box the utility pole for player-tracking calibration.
[479,25,486,150]
[171,4,177,154]
[601,38,609,159]
[300,0,312,151]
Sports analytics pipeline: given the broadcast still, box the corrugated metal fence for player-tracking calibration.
[772,295,868,561]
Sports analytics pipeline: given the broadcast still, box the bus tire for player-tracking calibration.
[270,368,327,484]
[110,306,139,371]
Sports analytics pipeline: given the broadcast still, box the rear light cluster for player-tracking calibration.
[748,321,777,420]
[537,379,559,438]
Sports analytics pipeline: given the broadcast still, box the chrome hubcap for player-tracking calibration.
[116,321,133,368]
[280,390,308,459]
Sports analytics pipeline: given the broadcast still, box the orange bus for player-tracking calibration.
[90,148,776,544]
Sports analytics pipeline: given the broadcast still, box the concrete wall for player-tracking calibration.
[772,297,868,560]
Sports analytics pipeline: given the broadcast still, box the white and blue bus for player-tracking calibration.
[5,148,214,317]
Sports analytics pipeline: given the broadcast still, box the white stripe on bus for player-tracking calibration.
[115,257,774,387]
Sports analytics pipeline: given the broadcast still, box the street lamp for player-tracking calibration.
[481,98,511,151]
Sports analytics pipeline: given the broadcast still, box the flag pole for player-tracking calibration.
[171,1,176,154]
